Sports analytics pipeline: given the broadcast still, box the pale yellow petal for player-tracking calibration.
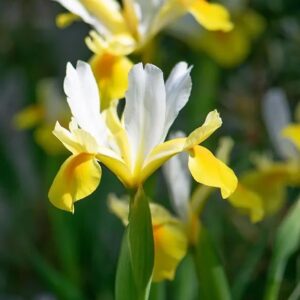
[282,124,300,150]
[96,153,134,187]
[48,154,101,212]
[141,138,186,184]
[184,110,222,150]
[188,0,233,32]
[81,0,128,34]
[188,145,237,198]
[228,183,264,223]
[153,221,188,282]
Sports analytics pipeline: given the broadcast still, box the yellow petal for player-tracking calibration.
[56,13,80,28]
[13,105,44,129]
[86,31,136,56]
[282,124,300,150]
[153,221,188,282]
[188,145,237,198]
[141,138,186,184]
[48,153,101,212]
[228,183,264,223]
[81,0,128,34]
[188,0,233,32]
[184,110,222,150]
[90,52,133,109]
[241,166,292,216]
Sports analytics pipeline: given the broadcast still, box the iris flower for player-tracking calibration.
[230,92,300,222]
[55,0,233,106]
[48,60,237,212]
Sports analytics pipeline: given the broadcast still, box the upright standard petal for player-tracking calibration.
[188,0,233,32]
[188,145,237,198]
[162,62,192,139]
[48,153,101,212]
[124,63,166,169]
[64,61,108,144]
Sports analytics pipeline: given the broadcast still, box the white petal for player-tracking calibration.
[63,61,108,145]
[262,88,297,160]
[126,0,164,39]
[162,132,191,221]
[124,63,166,165]
[162,62,192,140]
[53,0,108,35]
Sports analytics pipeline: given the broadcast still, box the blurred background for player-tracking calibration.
[0,0,300,299]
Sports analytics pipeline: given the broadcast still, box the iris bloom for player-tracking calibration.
[231,92,300,221]
[55,0,233,106]
[109,194,188,282]
[48,60,237,212]
[14,79,69,155]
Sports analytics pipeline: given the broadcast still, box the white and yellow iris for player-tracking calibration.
[48,61,237,212]
[55,0,233,52]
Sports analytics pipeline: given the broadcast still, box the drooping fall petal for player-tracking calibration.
[48,153,101,212]
[188,145,237,198]
[188,0,233,32]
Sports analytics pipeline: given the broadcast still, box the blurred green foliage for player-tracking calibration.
[0,0,300,299]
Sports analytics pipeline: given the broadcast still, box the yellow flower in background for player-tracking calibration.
[14,79,70,155]
[168,8,265,67]
[55,0,233,51]
[108,195,188,282]
[48,61,237,212]
[282,124,300,151]
[230,92,300,222]
[54,0,233,105]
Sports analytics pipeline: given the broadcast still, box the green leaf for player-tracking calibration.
[115,230,138,300]
[115,187,154,300]
[264,197,300,300]
[128,187,154,299]
[149,282,166,300]
[192,227,231,300]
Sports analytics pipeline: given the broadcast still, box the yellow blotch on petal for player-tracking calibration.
[282,124,300,151]
[49,153,101,213]
[90,52,133,109]
[188,145,238,198]
[229,183,264,223]
[188,0,233,32]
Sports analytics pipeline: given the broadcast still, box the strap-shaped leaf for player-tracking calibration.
[115,187,154,300]
[264,197,300,300]
[192,227,231,300]
[128,187,154,299]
